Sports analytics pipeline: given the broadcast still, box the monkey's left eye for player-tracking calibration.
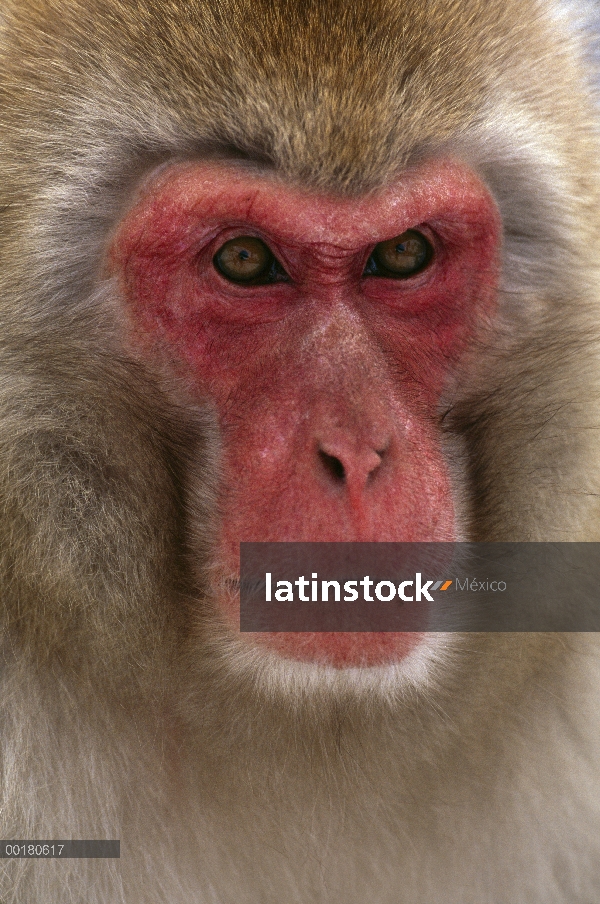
[364,230,433,278]
[213,236,288,284]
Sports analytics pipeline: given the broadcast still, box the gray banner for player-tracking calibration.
[0,841,120,858]
[240,543,600,631]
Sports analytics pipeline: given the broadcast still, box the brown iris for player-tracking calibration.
[366,230,432,278]
[214,236,278,283]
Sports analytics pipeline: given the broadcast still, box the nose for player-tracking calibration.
[317,435,389,493]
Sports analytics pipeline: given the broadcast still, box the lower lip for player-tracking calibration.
[238,628,423,667]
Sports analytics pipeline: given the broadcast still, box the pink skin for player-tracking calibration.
[111,160,501,667]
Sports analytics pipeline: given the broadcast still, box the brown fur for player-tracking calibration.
[0,1,600,901]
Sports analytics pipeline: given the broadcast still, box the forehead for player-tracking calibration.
[88,0,541,196]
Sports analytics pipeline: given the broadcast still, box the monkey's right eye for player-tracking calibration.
[213,236,287,284]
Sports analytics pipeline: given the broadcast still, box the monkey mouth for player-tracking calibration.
[214,572,424,668]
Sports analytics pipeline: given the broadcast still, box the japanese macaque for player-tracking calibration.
[0,0,600,901]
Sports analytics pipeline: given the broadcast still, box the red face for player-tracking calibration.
[112,159,501,667]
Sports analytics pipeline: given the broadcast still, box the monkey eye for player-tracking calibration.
[364,230,432,278]
[213,236,288,284]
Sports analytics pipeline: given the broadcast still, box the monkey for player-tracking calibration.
[0,0,600,901]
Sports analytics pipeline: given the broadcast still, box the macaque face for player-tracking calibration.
[111,158,500,666]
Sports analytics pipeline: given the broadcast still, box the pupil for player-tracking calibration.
[239,250,250,261]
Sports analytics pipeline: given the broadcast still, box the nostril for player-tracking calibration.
[319,449,346,483]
